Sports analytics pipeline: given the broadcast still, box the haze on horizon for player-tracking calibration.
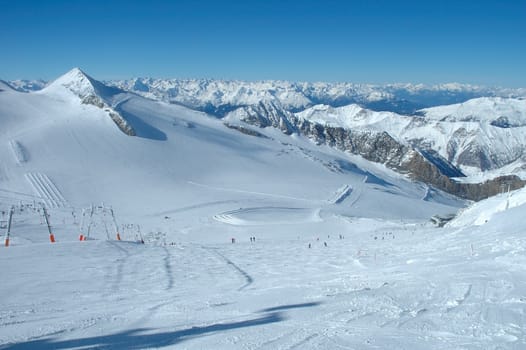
[1,0,525,88]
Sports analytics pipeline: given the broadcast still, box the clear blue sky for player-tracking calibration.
[1,0,525,87]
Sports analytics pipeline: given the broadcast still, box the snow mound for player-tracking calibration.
[9,140,28,164]
[214,207,321,225]
[448,187,526,227]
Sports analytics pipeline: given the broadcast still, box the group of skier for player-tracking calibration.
[231,236,257,243]
[308,233,345,248]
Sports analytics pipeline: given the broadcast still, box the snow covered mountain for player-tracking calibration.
[5,78,46,92]
[106,78,526,116]
[40,68,135,136]
[295,98,526,176]
[2,68,526,349]
[220,99,525,200]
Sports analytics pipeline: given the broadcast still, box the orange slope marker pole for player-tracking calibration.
[42,206,55,243]
[79,209,86,241]
[110,208,121,241]
[4,206,14,247]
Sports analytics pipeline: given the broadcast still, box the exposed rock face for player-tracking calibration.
[456,175,526,201]
[81,94,136,136]
[293,117,409,169]
[109,111,136,136]
[81,95,105,109]
[456,144,492,171]
[227,101,296,134]
[223,123,269,138]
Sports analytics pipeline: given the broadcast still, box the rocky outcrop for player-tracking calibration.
[81,94,136,136]
[223,123,269,138]
[403,151,526,200]
[108,111,136,136]
[227,101,296,134]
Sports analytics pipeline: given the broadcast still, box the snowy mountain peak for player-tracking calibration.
[38,69,134,136]
[296,103,402,130]
[420,97,526,126]
[43,68,121,102]
[45,67,94,96]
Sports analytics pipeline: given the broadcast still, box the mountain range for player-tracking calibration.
[3,69,526,201]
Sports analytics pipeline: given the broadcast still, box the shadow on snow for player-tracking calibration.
[259,302,322,313]
[116,106,167,141]
[0,313,284,350]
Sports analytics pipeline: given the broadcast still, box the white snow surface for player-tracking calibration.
[0,69,525,349]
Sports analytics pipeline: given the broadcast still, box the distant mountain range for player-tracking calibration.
[105,78,526,116]
[9,77,526,115]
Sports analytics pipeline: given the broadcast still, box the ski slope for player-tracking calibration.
[0,69,524,349]
[1,197,525,349]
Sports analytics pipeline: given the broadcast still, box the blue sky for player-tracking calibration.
[1,0,525,87]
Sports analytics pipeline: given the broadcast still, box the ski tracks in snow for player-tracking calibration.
[188,181,317,203]
[24,172,67,208]
[201,246,254,291]
[104,240,132,295]
[162,245,175,291]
